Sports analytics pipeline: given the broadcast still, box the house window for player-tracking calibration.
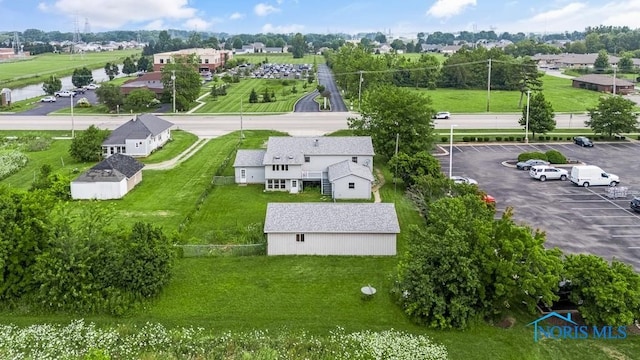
[267,181,273,189]
[272,165,276,171]
[349,182,355,189]
[160,59,164,64]
[205,59,209,64]
[296,233,305,242]
[284,165,288,171]
[135,143,139,148]
[304,156,310,163]
[352,156,358,163]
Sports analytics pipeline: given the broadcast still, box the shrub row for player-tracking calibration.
[456,136,576,142]
[518,149,567,164]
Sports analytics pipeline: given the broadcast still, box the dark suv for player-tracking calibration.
[573,136,593,147]
[631,197,640,213]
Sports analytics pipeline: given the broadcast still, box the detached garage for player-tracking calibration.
[71,153,144,200]
[264,203,400,256]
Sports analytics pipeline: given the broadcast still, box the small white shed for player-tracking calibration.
[71,153,144,200]
[328,160,374,199]
[264,203,400,256]
[233,149,266,184]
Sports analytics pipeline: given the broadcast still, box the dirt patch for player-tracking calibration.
[496,316,516,329]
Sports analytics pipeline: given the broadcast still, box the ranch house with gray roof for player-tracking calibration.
[233,136,375,199]
[102,114,173,158]
[264,202,400,255]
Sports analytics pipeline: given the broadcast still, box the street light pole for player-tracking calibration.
[70,93,75,138]
[171,70,176,113]
[525,89,531,143]
[358,70,363,112]
[449,124,458,179]
[240,98,244,140]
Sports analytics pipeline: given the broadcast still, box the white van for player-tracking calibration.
[570,165,620,187]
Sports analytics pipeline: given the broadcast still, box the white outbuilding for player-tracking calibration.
[71,153,144,200]
[264,203,400,256]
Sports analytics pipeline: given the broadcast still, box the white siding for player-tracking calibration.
[267,232,396,256]
[332,175,371,199]
[125,138,151,157]
[71,180,127,200]
[265,164,302,179]
[235,167,265,184]
[304,155,373,172]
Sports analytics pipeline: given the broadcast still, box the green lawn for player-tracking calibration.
[375,52,446,63]
[0,50,142,88]
[140,130,199,164]
[195,78,313,113]
[415,75,603,113]
[234,53,322,65]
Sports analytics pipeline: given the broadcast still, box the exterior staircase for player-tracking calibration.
[321,177,332,196]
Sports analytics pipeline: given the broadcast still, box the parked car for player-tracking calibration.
[40,96,56,103]
[570,165,619,187]
[630,197,640,213]
[516,159,550,170]
[73,87,86,94]
[573,136,594,147]
[451,176,478,185]
[54,90,76,97]
[529,165,568,181]
[85,83,100,90]
[482,194,496,205]
[433,111,451,119]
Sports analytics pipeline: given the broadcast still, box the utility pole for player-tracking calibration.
[525,90,531,143]
[486,58,492,112]
[71,93,75,138]
[358,70,364,112]
[171,70,176,113]
[240,98,244,140]
[613,66,617,95]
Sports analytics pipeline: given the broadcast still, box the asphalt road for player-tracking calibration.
[293,90,320,112]
[18,90,100,116]
[438,142,640,271]
[317,64,348,112]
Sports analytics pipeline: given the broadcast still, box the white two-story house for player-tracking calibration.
[233,136,375,199]
[102,114,173,158]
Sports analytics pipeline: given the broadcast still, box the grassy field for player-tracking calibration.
[0,49,141,88]
[375,52,447,63]
[1,129,639,358]
[195,78,313,113]
[416,75,603,113]
[233,53,322,65]
[140,130,198,164]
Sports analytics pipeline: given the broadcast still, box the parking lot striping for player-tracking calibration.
[581,215,638,218]
[561,200,612,203]
[611,235,640,238]
[629,247,640,249]
[469,146,481,152]
[454,146,464,153]
[599,224,640,227]
[571,207,620,210]
[585,187,640,218]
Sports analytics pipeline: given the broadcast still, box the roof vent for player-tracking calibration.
[274,156,280,160]
[314,139,319,147]
[288,155,294,159]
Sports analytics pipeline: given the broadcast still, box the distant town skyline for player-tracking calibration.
[1,1,639,36]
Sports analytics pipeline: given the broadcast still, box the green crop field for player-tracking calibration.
[0,49,141,88]
[196,78,313,113]
[233,53,322,65]
[414,74,603,113]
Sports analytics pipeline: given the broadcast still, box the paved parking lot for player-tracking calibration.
[438,142,640,271]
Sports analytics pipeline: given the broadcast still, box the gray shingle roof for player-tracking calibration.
[103,114,173,145]
[328,160,374,182]
[264,136,374,165]
[74,153,144,183]
[264,203,400,233]
[572,74,634,87]
[233,149,267,167]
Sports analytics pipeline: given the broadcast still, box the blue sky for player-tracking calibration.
[1,0,639,36]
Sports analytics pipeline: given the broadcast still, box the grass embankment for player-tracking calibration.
[234,53,321,65]
[196,78,313,113]
[0,49,141,89]
[0,129,638,359]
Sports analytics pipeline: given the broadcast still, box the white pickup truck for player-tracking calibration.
[54,90,76,97]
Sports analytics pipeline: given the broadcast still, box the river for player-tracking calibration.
[6,65,125,102]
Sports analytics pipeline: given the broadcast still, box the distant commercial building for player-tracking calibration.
[153,48,233,72]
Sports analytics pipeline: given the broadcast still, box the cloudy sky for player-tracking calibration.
[1,0,639,35]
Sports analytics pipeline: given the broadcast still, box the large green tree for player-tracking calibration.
[42,75,62,95]
[563,254,640,326]
[68,124,110,162]
[594,50,609,71]
[104,62,119,80]
[124,88,157,111]
[291,33,307,59]
[137,56,152,72]
[122,56,137,76]
[518,91,555,138]
[388,151,443,187]
[161,54,202,112]
[71,67,93,87]
[348,85,435,159]
[586,96,638,137]
[95,83,124,112]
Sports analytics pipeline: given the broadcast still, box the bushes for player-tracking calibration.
[0,150,29,180]
[545,149,567,164]
[517,150,567,164]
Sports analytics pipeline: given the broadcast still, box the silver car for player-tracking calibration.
[451,176,478,185]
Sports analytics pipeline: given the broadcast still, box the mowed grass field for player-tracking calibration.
[415,74,603,113]
[0,49,141,88]
[196,78,313,113]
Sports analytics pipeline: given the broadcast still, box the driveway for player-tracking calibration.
[438,142,640,271]
[17,90,100,116]
[293,90,319,112]
[317,64,347,112]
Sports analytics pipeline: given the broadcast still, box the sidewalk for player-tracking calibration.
[144,137,211,170]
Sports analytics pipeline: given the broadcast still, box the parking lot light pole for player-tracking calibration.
[449,124,458,179]
[70,93,75,138]
[525,89,530,143]
[171,70,176,113]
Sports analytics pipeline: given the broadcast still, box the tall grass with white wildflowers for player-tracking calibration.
[0,320,448,359]
[0,149,28,180]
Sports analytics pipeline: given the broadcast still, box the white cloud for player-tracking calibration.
[229,12,245,20]
[500,1,640,33]
[44,0,198,29]
[426,0,476,18]
[254,3,280,16]
[276,0,284,4]
[183,17,210,30]
[143,19,164,30]
[262,23,303,33]
[37,2,49,11]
